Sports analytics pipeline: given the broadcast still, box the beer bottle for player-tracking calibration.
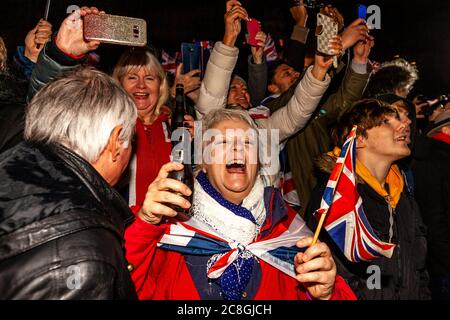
[167,84,194,216]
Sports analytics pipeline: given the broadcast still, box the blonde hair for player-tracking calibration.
[112,47,169,118]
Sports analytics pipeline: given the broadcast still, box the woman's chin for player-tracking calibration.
[222,180,250,196]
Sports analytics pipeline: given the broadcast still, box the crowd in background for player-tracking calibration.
[0,0,448,300]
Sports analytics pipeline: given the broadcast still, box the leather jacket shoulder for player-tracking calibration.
[0,142,136,299]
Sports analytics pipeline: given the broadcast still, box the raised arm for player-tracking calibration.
[195,0,247,118]
[257,39,344,141]
[27,7,102,102]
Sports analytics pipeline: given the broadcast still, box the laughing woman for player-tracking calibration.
[112,48,171,210]
[125,108,356,300]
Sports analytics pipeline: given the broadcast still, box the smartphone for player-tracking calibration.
[181,42,211,80]
[316,13,338,56]
[84,13,147,46]
[246,18,261,47]
[181,43,201,76]
[358,4,367,20]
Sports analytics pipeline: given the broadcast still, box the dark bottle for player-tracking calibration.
[167,84,194,216]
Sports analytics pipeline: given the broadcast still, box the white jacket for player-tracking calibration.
[196,41,331,142]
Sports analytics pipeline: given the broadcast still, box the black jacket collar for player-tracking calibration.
[0,142,134,261]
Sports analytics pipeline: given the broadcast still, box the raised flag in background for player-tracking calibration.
[264,34,278,63]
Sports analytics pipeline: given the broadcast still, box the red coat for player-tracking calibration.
[131,112,171,208]
[125,207,357,300]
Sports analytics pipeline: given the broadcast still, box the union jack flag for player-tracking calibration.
[314,126,395,262]
[157,202,313,280]
[161,50,181,75]
[264,34,278,63]
[278,145,301,211]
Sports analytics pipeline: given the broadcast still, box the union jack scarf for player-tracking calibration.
[157,171,312,300]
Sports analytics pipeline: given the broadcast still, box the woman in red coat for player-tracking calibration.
[125,108,356,300]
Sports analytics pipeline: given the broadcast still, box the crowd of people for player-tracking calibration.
[0,0,448,300]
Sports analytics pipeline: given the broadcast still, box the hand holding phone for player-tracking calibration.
[56,7,102,57]
[246,18,261,47]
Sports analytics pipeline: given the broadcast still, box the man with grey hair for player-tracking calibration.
[0,66,138,299]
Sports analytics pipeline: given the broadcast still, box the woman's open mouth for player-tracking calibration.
[226,160,246,174]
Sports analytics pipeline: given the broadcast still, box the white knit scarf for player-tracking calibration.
[190,174,266,246]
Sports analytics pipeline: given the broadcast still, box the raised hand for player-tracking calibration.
[295,237,337,300]
[24,19,52,62]
[173,64,201,95]
[223,0,249,47]
[56,6,104,56]
[138,162,192,225]
[320,5,344,30]
[353,35,375,64]
[341,18,370,51]
[311,35,343,80]
[290,0,308,27]
[250,31,267,64]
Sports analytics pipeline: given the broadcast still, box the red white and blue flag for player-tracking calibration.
[314,126,395,262]
[278,144,301,211]
[157,205,313,280]
[264,34,278,63]
[161,50,181,75]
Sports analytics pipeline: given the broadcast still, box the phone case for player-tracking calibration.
[181,43,201,76]
[246,18,261,47]
[84,14,147,46]
[358,4,367,20]
[316,13,338,56]
[181,42,212,80]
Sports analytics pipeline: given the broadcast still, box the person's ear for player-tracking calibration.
[106,125,124,162]
[267,83,280,95]
[356,134,367,149]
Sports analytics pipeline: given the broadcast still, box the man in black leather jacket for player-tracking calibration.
[0,8,138,299]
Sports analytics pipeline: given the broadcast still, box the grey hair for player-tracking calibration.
[202,108,258,132]
[112,47,169,118]
[200,108,260,168]
[25,67,137,163]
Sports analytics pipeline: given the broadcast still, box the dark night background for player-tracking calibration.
[1,0,449,97]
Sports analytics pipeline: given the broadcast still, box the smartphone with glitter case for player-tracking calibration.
[84,13,147,46]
